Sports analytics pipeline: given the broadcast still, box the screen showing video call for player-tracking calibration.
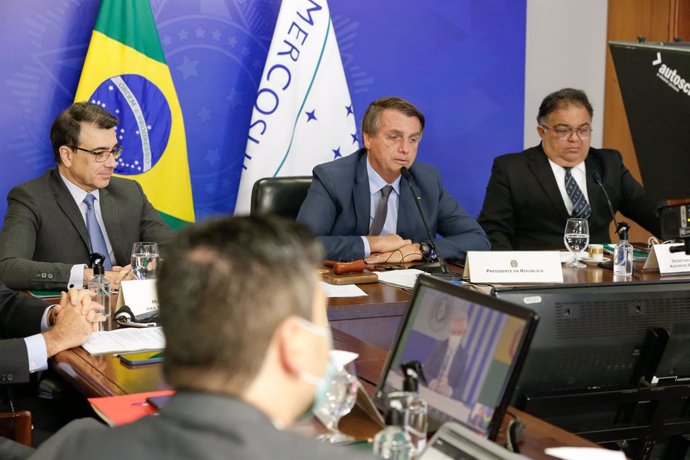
[382,284,527,436]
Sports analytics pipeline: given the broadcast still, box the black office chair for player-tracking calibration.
[249,176,312,220]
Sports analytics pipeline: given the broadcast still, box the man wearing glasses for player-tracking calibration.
[0,102,171,290]
[478,88,660,250]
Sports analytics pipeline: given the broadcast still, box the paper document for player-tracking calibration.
[82,327,165,355]
[320,282,367,298]
[376,269,425,289]
[545,447,626,460]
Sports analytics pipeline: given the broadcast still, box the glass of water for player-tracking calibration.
[131,242,160,280]
[316,358,359,445]
[563,218,589,268]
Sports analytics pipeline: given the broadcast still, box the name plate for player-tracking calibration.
[116,279,159,321]
[463,251,563,284]
[643,243,690,275]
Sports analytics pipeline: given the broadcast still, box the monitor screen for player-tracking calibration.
[376,275,538,440]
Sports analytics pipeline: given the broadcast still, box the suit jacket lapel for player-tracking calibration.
[527,146,570,220]
[353,152,371,235]
[584,151,604,222]
[397,170,419,238]
[99,187,124,265]
[50,169,91,251]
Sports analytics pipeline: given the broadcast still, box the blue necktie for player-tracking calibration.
[564,168,591,219]
[83,194,113,269]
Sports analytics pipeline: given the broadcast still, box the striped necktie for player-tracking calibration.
[564,167,591,218]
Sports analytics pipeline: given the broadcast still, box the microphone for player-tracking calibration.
[400,167,459,279]
[592,170,628,239]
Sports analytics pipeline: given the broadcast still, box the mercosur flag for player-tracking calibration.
[75,0,194,227]
[234,0,357,214]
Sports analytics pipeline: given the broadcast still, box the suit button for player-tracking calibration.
[0,375,6,382]
[35,273,41,278]
[41,273,47,278]
[6,374,13,382]
[48,274,54,279]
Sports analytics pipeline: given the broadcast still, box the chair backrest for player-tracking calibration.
[250,176,312,220]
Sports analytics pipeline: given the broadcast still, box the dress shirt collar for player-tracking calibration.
[365,154,401,196]
[59,171,101,205]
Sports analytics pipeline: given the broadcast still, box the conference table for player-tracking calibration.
[50,261,689,459]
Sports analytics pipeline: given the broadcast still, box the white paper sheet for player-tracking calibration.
[320,281,367,298]
[376,268,425,289]
[544,447,626,460]
[82,327,165,355]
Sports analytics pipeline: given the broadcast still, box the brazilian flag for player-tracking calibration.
[75,0,194,227]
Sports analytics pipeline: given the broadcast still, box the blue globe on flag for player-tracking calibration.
[88,74,171,176]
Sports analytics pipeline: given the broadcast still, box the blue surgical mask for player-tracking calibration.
[297,318,334,414]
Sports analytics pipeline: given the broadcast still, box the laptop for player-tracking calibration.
[375,275,539,440]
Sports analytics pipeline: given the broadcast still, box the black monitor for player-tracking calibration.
[492,280,690,448]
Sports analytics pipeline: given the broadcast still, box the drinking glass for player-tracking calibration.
[563,218,589,268]
[131,242,160,280]
[316,352,360,445]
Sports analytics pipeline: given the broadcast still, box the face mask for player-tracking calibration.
[297,318,334,415]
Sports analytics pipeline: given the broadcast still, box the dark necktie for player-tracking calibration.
[369,185,393,236]
[564,167,591,218]
[83,194,113,269]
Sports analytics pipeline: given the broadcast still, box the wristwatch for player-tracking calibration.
[420,241,437,262]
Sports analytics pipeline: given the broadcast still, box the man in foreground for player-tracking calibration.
[0,102,172,290]
[30,216,374,459]
[478,88,660,250]
[297,96,489,264]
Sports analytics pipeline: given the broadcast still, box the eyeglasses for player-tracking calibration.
[541,125,592,140]
[72,145,123,163]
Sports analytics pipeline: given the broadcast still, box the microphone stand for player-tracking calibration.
[593,170,630,269]
[592,170,629,238]
[400,167,462,280]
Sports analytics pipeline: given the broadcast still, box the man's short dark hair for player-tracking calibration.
[50,102,118,163]
[157,215,324,392]
[537,88,593,125]
[361,96,425,137]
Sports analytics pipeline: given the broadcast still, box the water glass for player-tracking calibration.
[131,242,160,280]
[563,218,589,268]
[316,357,359,444]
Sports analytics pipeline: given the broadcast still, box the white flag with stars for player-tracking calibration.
[234,0,358,214]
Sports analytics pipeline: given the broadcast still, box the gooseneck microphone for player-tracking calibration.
[400,167,459,279]
[592,170,627,237]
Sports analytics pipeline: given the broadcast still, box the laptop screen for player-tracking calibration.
[376,276,538,440]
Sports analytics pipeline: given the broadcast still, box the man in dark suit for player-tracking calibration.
[0,284,98,454]
[424,314,468,399]
[31,216,374,460]
[0,102,172,291]
[297,96,489,263]
[478,88,660,250]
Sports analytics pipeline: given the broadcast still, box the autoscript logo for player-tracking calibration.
[652,52,690,95]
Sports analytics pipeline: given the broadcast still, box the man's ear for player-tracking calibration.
[274,317,306,378]
[363,132,372,150]
[536,125,546,141]
[58,145,73,167]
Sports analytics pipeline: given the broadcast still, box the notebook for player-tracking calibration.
[375,275,539,440]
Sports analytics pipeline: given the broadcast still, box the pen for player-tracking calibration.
[130,401,149,406]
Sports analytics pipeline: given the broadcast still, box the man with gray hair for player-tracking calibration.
[30,216,374,460]
[297,96,489,264]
